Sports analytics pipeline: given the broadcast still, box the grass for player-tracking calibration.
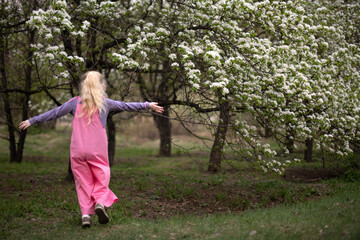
[0,126,360,239]
[1,175,359,240]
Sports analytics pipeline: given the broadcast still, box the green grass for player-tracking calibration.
[0,127,360,239]
[110,185,358,240]
[1,177,358,240]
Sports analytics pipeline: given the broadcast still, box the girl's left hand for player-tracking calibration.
[19,120,31,130]
[149,102,164,114]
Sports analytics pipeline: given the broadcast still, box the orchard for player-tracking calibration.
[1,0,359,173]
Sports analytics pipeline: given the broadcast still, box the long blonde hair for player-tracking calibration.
[80,71,107,124]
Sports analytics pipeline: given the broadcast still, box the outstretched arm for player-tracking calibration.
[106,99,164,113]
[19,97,77,130]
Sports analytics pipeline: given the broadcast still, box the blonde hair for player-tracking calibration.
[80,71,107,124]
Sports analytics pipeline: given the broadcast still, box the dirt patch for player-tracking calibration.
[284,168,341,183]
[23,155,63,164]
[119,184,329,220]
[0,164,336,221]
[111,172,332,220]
[0,172,66,197]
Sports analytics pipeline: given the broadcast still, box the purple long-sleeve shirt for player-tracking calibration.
[29,97,149,128]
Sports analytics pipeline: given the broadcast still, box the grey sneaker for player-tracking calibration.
[95,203,109,224]
[82,215,91,228]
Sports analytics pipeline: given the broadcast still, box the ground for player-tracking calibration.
[0,126,359,239]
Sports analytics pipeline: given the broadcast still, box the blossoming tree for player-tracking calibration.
[113,0,360,172]
[27,0,360,174]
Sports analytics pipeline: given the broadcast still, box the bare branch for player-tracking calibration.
[160,100,219,113]
[0,19,28,29]
[0,83,70,95]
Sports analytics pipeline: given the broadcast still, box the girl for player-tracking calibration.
[19,71,164,227]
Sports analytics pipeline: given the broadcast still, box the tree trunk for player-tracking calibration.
[107,113,116,166]
[65,158,74,182]
[304,138,314,162]
[15,30,35,163]
[153,105,171,156]
[61,28,78,178]
[285,136,294,154]
[264,126,272,138]
[208,100,230,172]
[285,123,295,154]
[0,33,17,162]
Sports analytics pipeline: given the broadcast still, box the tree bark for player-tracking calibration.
[61,28,78,179]
[208,100,230,172]
[65,158,74,182]
[285,123,295,154]
[304,138,314,162]
[153,105,171,156]
[0,34,17,162]
[264,126,272,138]
[107,113,116,166]
[15,30,35,163]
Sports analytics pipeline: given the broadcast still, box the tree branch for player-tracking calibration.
[0,83,70,95]
[159,100,219,113]
[0,19,28,29]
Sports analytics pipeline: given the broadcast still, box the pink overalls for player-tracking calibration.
[70,97,118,215]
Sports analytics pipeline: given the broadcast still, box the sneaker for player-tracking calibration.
[95,203,109,224]
[82,215,91,228]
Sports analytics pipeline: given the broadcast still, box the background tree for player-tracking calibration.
[0,0,48,163]
[28,1,141,169]
[102,0,360,173]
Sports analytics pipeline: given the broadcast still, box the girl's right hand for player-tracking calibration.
[149,102,164,114]
[19,120,31,130]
